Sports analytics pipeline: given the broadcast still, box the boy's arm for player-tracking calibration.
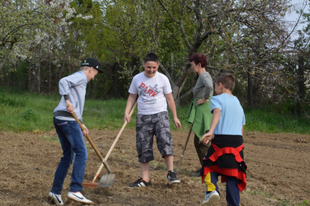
[201,108,221,144]
[124,93,137,123]
[165,93,181,129]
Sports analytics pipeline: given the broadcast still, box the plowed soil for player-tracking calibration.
[0,129,309,205]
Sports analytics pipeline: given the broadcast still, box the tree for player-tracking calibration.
[154,0,293,105]
[0,0,77,90]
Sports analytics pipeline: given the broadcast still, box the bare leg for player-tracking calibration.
[164,155,174,171]
[140,162,150,181]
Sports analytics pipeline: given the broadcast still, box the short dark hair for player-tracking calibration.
[144,53,159,63]
[189,53,207,68]
[215,73,235,91]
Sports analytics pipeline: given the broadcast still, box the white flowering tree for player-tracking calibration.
[0,0,95,93]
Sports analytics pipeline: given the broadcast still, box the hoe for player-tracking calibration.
[71,101,137,188]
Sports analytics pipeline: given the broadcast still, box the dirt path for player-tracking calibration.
[0,129,309,205]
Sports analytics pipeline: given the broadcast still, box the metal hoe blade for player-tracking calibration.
[98,174,115,187]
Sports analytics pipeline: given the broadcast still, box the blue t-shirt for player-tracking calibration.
[210,93,245,135]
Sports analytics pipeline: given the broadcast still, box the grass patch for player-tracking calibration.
[41,135,59,142]
[246,189,309,206]
[244,107,309,134]
[149,160,167,171]
[246,189,271,197]
[275,199,309,206]
[0,89,309,134]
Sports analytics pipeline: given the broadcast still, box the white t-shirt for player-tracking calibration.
[128,72,172,115]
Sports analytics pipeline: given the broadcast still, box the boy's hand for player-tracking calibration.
[66,101,74,113]
[173,117,181,129]
[195,98,208,105]
[124,113,131,123]
[82,124,89,136]
[201,131,213,144]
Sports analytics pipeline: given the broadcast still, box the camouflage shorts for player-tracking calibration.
[136,111,173,163]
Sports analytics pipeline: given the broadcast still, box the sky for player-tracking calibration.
[285,0,309,37]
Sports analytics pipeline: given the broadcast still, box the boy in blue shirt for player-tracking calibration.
[200,73,247,206]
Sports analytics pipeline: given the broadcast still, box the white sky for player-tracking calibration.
[285,0,309,37]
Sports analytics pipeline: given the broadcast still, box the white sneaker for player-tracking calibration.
[201,190,220,206]
[67,191,94,204]
[48,192,64,205]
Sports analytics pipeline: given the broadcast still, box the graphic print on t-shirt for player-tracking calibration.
[138,82,159,104]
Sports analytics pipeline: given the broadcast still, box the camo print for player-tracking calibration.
[136,111,173,163]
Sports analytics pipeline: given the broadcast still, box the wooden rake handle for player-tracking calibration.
[104,100,137,162]
[70,112,112,173]
[91,101,137,183]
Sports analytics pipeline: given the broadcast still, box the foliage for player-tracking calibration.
[21,108,38,121]
[0,93,27,107]
[0,0,72,68]
[1,0,309,116]
[152,0,294,105]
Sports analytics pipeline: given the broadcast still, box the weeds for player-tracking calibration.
[21,108,37,121]
[41,136,59,142]
[0,94,27,107]
[276,199,309,206]
[150,161,167,171]
[246,189,271,197]
[246,189,309,206]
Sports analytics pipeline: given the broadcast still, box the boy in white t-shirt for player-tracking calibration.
[124,53,181,187]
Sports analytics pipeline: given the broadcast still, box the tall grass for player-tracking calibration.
[0,89,309,134]
[0,90,192,132]
[244,108,309,134]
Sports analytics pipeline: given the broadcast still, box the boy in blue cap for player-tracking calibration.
[48,58,102,205]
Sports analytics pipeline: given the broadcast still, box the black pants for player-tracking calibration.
[194,134,210,166]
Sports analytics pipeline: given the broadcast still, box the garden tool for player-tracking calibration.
[97,100,137,187]
[175,124,193,172]
[70,112,114,188]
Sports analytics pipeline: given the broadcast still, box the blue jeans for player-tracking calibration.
[51,118,87,194]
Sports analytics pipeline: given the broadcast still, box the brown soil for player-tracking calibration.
[0,129,309,206]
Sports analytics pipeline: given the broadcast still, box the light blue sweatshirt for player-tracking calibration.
[53,71,88,123]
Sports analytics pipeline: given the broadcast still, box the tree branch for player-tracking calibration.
[180,87,193,99]
[159,64,174,85]
[156,0,180,23]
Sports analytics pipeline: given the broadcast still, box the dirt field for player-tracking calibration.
[0,129,309,206]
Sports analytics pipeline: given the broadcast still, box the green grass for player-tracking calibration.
[0,89,309,134]
[275,199,310,206]
[246,190,309,206]
[0,89,192,132]
[244,108,309,134]
[246,189,309,206]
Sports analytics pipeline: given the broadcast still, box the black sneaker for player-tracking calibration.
[167,171,180,183]
[129,177,152,188]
